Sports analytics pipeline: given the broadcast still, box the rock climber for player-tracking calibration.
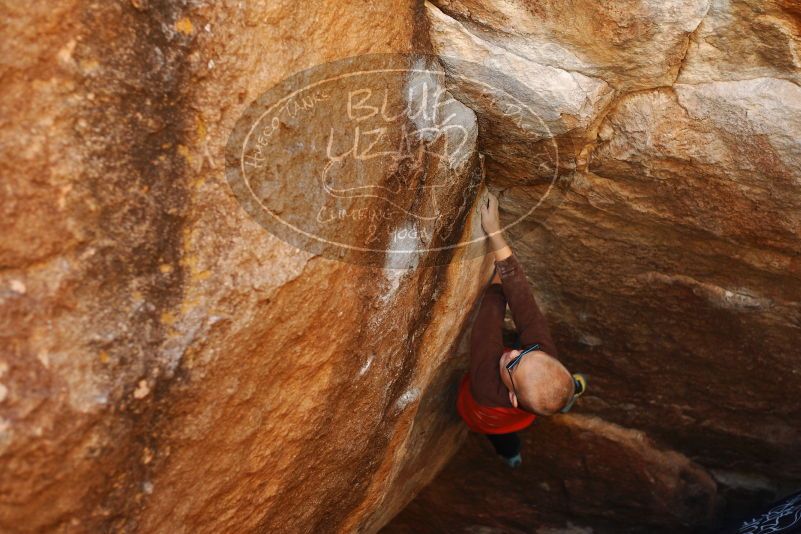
[456,192,587,468]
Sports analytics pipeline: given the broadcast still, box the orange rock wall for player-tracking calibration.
[2,0,800,533]
[1,1,486,532]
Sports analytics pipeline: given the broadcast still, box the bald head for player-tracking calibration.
[500,350,574,415]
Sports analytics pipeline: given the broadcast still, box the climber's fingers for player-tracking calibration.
[484,192,498,216]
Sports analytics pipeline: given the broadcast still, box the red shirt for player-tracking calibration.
[457,348,537,434]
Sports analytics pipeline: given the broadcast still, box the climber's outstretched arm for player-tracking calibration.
[481,193,558,358]
[469,281,507,404]
[496,252,557,357]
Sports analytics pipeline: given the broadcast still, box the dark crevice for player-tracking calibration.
[73,0,197,530]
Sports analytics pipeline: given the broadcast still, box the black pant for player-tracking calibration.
[486,432,521,458]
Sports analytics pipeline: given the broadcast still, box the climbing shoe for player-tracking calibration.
[502,453,522,469]
[560,373,587,413]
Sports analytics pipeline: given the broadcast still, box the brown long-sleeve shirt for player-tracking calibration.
[469,253,558,408]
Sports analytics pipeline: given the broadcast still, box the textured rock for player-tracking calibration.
[428,0,712,89]
[677,0,801,86]
[2,0,801,532]
[0,1,486,532]
[387,414,718,533]
[427,1,616,138]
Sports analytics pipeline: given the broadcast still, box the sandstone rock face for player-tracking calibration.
[2,0,801,533]
[1,1,486,532]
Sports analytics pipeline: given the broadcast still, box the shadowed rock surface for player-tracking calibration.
[387,0,801,532]
[1,0,800,533]
[386,414,718,533]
